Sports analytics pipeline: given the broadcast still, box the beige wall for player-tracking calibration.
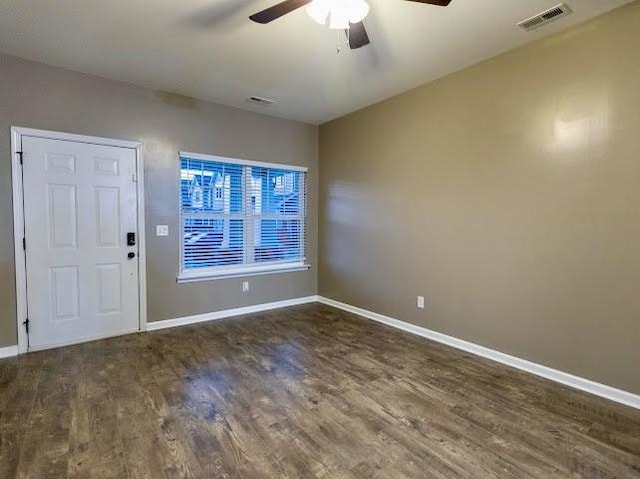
[0,53,318,347]
[319,2,640,394]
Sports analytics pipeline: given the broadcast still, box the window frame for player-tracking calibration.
[177,151,309,283]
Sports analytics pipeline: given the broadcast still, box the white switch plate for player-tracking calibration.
[242,281,250,293]
[417,296,425,309]
[156,225,169,236]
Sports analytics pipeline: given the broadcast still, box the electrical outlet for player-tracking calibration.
[156,225,169,236]
[417,296,425,309]
[242,281,250,293]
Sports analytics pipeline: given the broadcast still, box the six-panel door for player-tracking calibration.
[22,136,139,350]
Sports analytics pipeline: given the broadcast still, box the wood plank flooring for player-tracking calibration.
[0,303,639,478]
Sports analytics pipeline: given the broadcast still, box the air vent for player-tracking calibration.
[246,96,275,106]
[517,3,573,31]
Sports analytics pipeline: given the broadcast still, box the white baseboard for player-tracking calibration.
[147,296,319,331]
[0,345,19,359]
[317,296,640,410]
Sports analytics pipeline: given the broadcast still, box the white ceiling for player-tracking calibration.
[0,0,632,124]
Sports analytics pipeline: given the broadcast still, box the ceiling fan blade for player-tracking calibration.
[348,21,370,49]
[249,0,312,24]
[405,0,452,6]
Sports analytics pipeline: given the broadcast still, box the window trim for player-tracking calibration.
[177,151,309,282]
[180,151,308,173]
[177,262,310,283]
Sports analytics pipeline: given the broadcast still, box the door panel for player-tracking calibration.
[94,157,119,176]
[96,263,122,314]
[46,152,76,174]
[48,184,78,248]
[95,186,121,247]
[22,136,139,350]
[49,266,80,321]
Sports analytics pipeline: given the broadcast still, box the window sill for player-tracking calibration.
[176,263,310,283]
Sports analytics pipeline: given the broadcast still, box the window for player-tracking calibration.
[178,152,308,281]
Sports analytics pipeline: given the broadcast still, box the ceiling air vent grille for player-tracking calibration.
[246,96,275,106]
[517,3,573,31]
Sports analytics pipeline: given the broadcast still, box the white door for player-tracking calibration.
[22,136,140,350]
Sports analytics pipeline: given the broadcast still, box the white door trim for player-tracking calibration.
[10,127,147,354]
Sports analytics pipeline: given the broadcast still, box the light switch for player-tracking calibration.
[156,225,169,236]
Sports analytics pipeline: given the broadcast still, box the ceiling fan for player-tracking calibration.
[249,0,453,50]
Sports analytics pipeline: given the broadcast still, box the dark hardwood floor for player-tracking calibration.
[0,303,639,478]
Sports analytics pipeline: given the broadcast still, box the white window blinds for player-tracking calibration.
[179,154,307,279]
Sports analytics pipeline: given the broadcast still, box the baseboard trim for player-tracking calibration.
[0,345,19,359]
[147,296,319,332]
[316,296,640,410]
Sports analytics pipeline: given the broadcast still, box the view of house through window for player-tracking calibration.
[179,154,307,278]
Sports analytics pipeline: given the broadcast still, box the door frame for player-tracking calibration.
[10,127,147,353]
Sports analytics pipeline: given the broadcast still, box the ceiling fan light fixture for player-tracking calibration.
[306,0,370,29]
[346,0,370,23]
[329,3,350,29]
[306,0,330,25]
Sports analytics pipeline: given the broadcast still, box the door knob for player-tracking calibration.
[127,252,136,259]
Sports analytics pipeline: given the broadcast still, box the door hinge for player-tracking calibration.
[23,318,29,334]
[17,151,23,165]
[22,237,26,251]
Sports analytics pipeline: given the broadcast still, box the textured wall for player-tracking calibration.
[0,53,318,347]
[319,3,640,393]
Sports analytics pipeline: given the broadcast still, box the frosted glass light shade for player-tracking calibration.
[306,0,370,29]
[306,0,330,25]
